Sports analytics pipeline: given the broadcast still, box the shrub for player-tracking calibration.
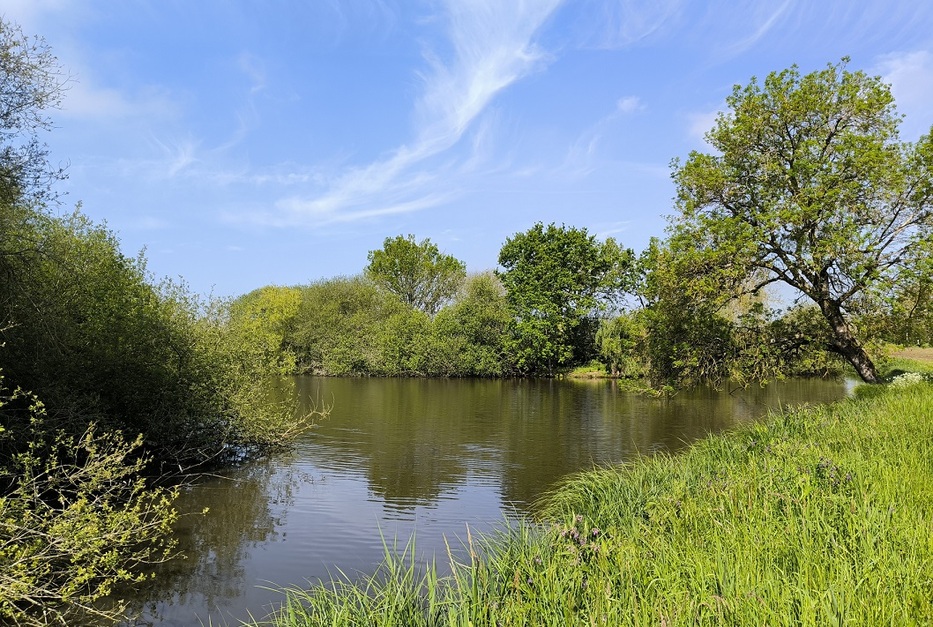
[0,381,178,625]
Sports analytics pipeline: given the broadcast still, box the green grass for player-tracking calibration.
[880,345,933,377]
[565,361,610,379]
[254,380,933,626]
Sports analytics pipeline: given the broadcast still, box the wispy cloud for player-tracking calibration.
[146,135,201,178]
[237,52,267,95]
[0,0,74,32]
[243,191,455,228]
[561,96,644,178]
[259,0,563,226]
[719,0,794,56]
[593,220,632,239]
[562,0,683,49]
[59,77,176,121]
[125,216,170,231]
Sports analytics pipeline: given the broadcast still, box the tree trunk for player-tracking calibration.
[820,299,879,383]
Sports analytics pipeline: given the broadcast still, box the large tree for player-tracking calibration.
[365,234,466,316]
[497,222,634,375]
[671,59,933,383]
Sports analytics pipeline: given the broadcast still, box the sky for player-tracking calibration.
[4,0,933,297]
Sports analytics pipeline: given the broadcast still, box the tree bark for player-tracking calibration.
[819,299,879,383]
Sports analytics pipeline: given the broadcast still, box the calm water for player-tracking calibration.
[120,376,850,626]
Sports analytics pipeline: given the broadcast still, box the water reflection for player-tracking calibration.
[294,377,847,511]
[118,376,848,625]
[118,454,309,625]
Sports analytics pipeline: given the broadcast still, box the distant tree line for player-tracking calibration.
[237,225,874,386]
[230,225,633,379]
[237,60,933,387]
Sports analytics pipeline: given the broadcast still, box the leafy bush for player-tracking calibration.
[0,208,317,470]
[0,381,178,626]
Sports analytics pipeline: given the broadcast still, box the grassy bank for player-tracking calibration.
[257,380,933,626]
[885,347,933,375]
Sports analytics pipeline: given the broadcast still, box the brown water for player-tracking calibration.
[119,376,850,626]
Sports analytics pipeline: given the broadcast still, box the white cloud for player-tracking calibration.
[244,191,455,228]
[875,50,933,140]
[272,0,564,226]
[237,52,267,95]
[558,95,647,179]
[686,108,721,141]
[593,220,632,239]
[59,76,176,121]
[616,96,642,113]
[127,216,170,231]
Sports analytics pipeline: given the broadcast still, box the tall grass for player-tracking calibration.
[257,381,933,626]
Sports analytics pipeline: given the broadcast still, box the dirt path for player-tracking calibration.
[888,347,933,365]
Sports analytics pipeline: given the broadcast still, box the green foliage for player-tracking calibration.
[0,379,178,626]
[228,285,303,375]
[376,308,435,376]
[860,249,933,346]
[288,276,408,375]
[638,238,737,387]
[765,306,847,377]
[497,223,635,375]
[639,238,847,387]
[366,235,466,316]
[285,273,511,378]
[670,59,933,383]
[432,272,511,377]
[0,204,317,469]
[595,312,648,378]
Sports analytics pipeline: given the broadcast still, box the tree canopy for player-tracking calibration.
[497,222,634,375]
[0,18,66,206]
[365,234,466,316]
[670,59,933,383]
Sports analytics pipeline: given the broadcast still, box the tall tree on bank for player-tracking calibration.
[365,234,466,316]
[497,223,634,375]
[671,59,933,383]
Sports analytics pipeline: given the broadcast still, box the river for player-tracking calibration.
[118,376,850,625]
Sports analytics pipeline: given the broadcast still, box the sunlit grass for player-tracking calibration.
[565,360,609,379]
[255,380,933,626]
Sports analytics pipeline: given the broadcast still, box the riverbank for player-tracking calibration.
[255,377,932,625]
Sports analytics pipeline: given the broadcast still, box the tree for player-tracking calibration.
[638,238,738,387]
[0,384,178,626]
[365,235,466,316]
[497,223,634,375]
[596,312,648,378]
[861,251,933,346]
[0,17,66,206]
[228,285,302,374]
[433,272,512,376]
[671,59,933,383]
[287,276,408,375]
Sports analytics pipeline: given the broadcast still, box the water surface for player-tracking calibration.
[122,376,849,625]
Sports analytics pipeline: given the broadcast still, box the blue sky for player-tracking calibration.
[5,1,933,297]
